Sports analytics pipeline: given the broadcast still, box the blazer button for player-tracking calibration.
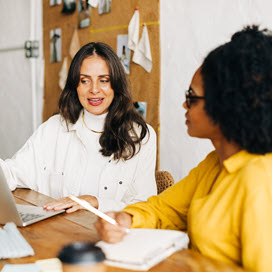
[119,181,123,184]
[104,186,108,190]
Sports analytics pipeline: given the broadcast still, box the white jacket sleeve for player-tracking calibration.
[98,125,157,212]
[0,129,43,191]
[0,116,60,192]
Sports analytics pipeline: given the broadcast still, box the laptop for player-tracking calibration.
[0,167,64,227]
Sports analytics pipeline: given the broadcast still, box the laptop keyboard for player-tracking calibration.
[19,212,44,223]
[16,204,65,225]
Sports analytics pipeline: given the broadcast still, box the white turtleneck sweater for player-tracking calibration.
[79,109,108,197]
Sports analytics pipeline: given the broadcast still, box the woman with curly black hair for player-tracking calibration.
[1,42,157,213]
[95,26,272,271]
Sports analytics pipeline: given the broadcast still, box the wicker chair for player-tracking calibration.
[155,170,174,194]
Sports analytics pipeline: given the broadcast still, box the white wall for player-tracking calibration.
[0,0,43,159]
[160,0,272,182]
[1,0,272,174]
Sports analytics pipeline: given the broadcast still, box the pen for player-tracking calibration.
[69,195,130,233]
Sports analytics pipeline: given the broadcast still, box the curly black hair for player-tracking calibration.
[201,25,272,154]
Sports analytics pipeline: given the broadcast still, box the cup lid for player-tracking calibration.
[58,242,105,265]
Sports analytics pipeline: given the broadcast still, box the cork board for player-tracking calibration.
[43,0,160,167]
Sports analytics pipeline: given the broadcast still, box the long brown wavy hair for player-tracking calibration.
[58,42,149,160]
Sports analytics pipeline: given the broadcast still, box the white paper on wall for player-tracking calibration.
[88,0,99,8]
[132,25,152,73]
[69,28,80,59]
[128,9,140,51]
[59,56,68,90]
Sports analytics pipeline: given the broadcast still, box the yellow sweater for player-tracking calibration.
[123,150,272,272]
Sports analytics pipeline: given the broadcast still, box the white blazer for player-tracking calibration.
[0,112,157,211]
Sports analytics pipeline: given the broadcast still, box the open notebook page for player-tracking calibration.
[96,228,189,271]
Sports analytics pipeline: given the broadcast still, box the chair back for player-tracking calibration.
[155,171,174,194]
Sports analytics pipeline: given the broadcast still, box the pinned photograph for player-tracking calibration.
[61,0,76,14]
[50,28,62,63]
[50,0,61,6]
[78,0,91,28]
[98,0,111,15]
[134,102,147,120]
[117,35,131,74]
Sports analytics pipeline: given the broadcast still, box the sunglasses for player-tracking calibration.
[185,88,205,108]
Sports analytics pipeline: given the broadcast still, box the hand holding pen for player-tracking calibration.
[94,211,133,243]
[69,195,132,243]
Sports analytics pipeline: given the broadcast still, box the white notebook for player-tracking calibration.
[96,228,189,271]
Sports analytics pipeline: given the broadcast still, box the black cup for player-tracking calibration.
[58,242,105,272]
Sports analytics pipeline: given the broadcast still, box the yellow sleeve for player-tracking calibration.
[123,151,218,230]
[241,166,272,272]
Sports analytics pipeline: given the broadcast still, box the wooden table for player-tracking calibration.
[0,189,247,272]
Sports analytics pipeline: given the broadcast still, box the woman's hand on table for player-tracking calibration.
[43,195,98,213]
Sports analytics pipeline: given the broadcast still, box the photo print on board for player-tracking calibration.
[98,0,111,15]
[50,28,62,63]
[50,0,61,6]
[78,0,91,28]
[134,102,147,120]
[61,0,76,14]
[117,34,131,74]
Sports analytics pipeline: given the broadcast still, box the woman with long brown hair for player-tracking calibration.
[2,42,157,212]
